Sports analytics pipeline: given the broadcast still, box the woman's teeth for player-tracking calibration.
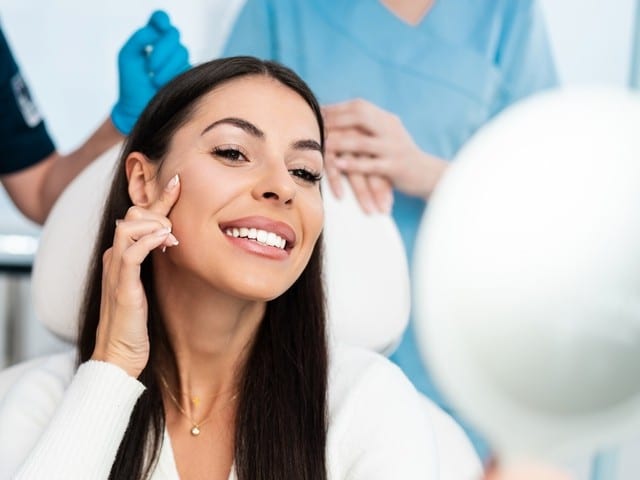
[225,227,287,249]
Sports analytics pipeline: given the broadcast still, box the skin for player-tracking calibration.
[484,462,573,480]
[381,0,435,25]
[91,75,324,479]
[322,99,448,213]
[1,118,123,224]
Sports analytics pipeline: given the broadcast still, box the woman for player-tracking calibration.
[0,57,474,479]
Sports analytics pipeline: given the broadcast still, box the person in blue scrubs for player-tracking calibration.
[222,0,558,461]
[0,11,188,224]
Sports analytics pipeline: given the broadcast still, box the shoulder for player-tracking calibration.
[328,343,415,405]
[326,345,436,477]
[326,344,482,479]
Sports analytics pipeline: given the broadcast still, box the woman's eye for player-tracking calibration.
[290,168,322,184]
[212,147,247,162]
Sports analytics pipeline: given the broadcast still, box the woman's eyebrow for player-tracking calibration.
[201,117,264,137]
[291,139,322,152]
[201,117,321,152]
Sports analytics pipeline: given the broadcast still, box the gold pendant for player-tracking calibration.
[191,425,201,436]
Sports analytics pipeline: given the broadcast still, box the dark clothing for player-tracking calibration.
[0,26,54,175]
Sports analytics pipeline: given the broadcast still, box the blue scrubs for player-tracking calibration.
[0,25,55,175]
[223,0,557,460]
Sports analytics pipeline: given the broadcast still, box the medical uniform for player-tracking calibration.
[0,26,54,175]
[223,0,558,458]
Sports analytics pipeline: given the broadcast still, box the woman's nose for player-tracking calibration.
[251,164,296,205]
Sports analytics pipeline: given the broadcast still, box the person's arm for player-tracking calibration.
[1,117,122,224]
[0,10,189,224]
[0,353,145,479]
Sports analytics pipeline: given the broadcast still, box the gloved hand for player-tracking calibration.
[111,10,190,135]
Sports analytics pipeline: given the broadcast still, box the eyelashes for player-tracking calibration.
[211,146,323,185]
[212,146,247,162]
[289,168,323,184]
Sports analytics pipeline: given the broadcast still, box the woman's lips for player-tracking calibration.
[219,216,297,259]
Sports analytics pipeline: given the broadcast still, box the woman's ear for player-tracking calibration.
[125,152,158,207]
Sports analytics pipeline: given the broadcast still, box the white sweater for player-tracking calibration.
[0,345,482,479]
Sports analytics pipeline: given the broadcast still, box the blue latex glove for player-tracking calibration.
[111,10,190,134]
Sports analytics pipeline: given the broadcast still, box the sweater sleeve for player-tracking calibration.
[0,355,145,479]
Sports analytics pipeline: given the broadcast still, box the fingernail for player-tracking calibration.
[166,174,179,191]
[168,233,179,246]
[161,245,167,253]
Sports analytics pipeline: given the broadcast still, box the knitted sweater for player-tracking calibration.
[0,344,481,479]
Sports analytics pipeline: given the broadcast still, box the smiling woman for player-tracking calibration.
[0,57,478,480]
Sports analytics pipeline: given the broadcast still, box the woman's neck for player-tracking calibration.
[380,0,435,26]
[153,261,265,404]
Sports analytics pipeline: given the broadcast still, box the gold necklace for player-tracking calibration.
[159,375,238,437]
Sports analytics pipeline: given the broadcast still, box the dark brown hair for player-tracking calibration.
[77,57,328,480]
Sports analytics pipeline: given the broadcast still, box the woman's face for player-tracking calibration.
[148,75,324,301]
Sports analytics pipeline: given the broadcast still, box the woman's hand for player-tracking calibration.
[91,174,181,378]
[322,99,448,208]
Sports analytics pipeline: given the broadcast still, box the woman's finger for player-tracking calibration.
[324,152,345,199]
[112,218,177,256]
[334,154,390,177]
[148,173,181,217]
[322,98,386,135]
[325,128,380,157]
[346,169,377,214]
[367,176,394,214]
[115,228,173,304]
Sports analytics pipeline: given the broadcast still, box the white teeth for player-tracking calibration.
[224,227,287,249]
[266,232,279,247]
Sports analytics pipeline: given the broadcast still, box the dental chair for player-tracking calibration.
[0,144,481,478]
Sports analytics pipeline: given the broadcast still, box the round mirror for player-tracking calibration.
[414,87,640,464]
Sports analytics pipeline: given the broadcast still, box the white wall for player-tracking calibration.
[540,0,636,85]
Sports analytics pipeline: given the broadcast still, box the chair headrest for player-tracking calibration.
[31,144,410,354]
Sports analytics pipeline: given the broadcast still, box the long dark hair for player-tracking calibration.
[77,57,328,480]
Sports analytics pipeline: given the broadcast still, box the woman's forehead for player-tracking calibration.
[187,76,321,139]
